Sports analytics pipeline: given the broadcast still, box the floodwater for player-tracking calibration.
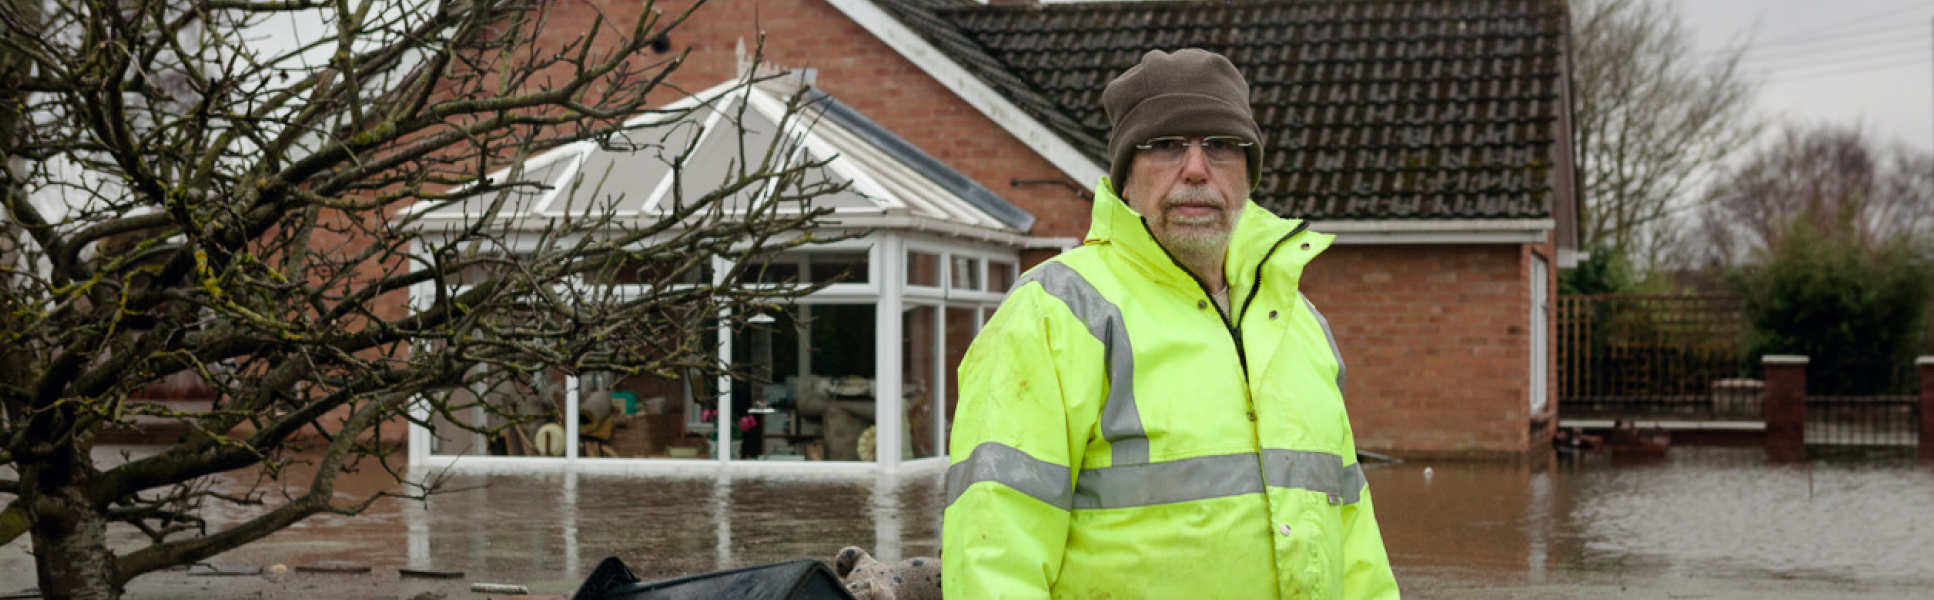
[2,446,1931,598]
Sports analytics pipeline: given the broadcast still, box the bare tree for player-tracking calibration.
[1701,124,1934,263]
[1570,0,1762,270]
[0,1,848,597]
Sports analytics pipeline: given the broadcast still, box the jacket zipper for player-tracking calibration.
[1236,222,1308,332]
[1142,220,1308,384]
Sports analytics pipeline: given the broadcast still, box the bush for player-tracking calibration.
[1559,245,1634,295]
[1729,219,1933,394]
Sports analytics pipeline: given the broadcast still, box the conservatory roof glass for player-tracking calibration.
[401,76,1034,242]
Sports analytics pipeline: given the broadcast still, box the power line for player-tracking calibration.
[1713,2,1932,52]
[1743,41,1932,73]
[1694,17,1931,72]
[1734,30,1929,66]
[1760,56,1932,84]
[1733,20,1931,56]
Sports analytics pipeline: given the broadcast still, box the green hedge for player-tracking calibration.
[1729,220,1932,394]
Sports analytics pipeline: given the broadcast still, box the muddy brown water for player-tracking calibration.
[2,446,1930,598]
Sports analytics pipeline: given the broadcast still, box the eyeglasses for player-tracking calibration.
[1134,136,1253,164]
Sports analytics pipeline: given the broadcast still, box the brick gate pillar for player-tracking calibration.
[1919,356,1933,461]
[1762,355,1809,462]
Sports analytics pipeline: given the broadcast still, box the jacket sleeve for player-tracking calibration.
[942,286,1083,600]
[1340,479,1400,599]
[1308,293,1401,599]
[1336,374,1400,598]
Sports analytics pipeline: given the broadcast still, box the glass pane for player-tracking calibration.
[741,256,802,285]
[906,251,939,287]
[726,311,801,460]
[424,155,574,217]
[675,318,725,454]
[428,368,486,455]
[431,365,569,457]
[808,251,869,284]
[586,255,712,285]
[943,306,978,454]
[580,367,712,459]
[989,261,1017,292]
[903,305,941,459]
[723,304,878,462]
[677,99,780,213]
[949,256,981,291]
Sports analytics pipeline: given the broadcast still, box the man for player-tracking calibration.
[941,48,1400,598]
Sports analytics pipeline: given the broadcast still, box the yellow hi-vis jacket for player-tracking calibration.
[942,178,1400,599]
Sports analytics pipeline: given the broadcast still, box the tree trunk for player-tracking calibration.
[30,487,121,600]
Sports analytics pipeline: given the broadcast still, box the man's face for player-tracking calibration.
[1123,137,1249,259]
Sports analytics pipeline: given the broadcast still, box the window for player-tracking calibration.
[713,304,880,461]
[742,256,803,284]
[412,231,1023,467]
[429,364,570,457]
[903,305,940,459]
[949,255,980,291]
[586,255,713,286]
[579,366,711,459]
[906,251,940,287]
[808,251,869,284]
[989,261,1017,292]
[942,306,978,453]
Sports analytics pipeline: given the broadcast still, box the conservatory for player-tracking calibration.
[399,74,1061,475]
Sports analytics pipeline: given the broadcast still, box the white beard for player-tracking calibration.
[1152,185,1241,275]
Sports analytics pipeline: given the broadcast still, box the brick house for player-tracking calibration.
[406,0,1578,468]
[877,0,1580,459]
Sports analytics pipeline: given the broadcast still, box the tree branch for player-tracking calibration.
[113,391,401,583]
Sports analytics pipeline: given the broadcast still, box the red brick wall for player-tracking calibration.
[1303,242,1546,458]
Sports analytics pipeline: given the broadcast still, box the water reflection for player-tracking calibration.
[388,469,943,586]
[1368,447,1934,588]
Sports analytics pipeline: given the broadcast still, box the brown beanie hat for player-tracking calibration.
[1102,48,1263,195]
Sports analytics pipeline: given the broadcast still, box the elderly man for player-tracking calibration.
[941,48,1400,598]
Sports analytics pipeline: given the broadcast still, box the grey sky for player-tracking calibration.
[1678,0,1934,153]
[172,2,1934,169]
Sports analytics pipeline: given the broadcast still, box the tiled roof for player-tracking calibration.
[877,0,1569,220]
[875,0,1112,164]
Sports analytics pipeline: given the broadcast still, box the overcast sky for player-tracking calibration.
[1666,1,1931,154]
[245,1,1934,160]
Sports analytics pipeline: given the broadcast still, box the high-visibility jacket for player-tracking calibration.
[942,178,1400,599]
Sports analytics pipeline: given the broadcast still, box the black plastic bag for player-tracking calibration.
[571,556,855,600]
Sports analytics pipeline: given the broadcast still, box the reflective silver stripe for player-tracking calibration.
[945,442,1073,511]
[1064,450,1364,509]
[1074,453,1263,509]
[1013,262,1148,465]
[1302,293,1346,394]
[1261,448,1365,505]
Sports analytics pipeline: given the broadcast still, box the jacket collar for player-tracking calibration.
[1088,177,1331,298]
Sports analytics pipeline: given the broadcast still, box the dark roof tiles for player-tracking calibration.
[875,0,1567,220]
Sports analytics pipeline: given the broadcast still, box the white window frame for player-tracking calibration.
[406,229,1019,476]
